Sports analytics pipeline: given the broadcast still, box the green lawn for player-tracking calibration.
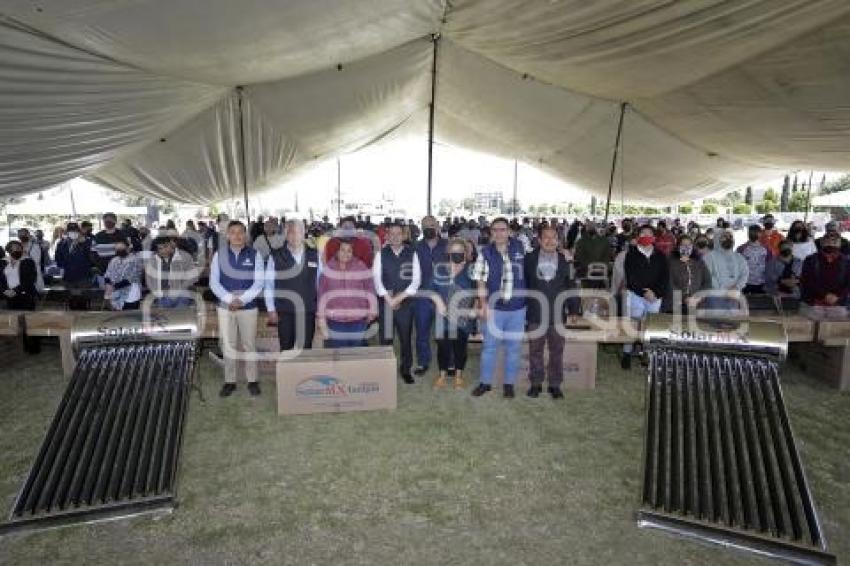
[0,340,848,565]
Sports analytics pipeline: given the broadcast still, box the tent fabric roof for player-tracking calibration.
[2,0,850,205]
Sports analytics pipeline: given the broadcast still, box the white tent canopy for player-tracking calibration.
[2,0,849,205]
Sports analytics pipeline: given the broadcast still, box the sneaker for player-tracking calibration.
[247,382,261,397]
[413,366,429,376]
[526,384,542,398]
[621,354,632,370]
[471,383,491,397]
[503,384,515,399]
[219,383,237,397]
[401,372,415,384]
[548,386,564,399]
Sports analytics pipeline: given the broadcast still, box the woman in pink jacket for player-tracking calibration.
[317,239,378,347]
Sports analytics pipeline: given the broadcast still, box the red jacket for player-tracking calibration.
[655,231,677,256]
[317,257,377,322]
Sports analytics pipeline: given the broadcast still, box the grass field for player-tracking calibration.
[0,339,848,565]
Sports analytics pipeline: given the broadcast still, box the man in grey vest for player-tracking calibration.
[372,222,421,383]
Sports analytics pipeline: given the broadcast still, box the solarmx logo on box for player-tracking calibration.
[295,376,382,399]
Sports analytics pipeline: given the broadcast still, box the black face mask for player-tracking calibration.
[104,221,116,229]
[422,227,437,240]
[18,235,29,242]
[115,249,129,258]
[764,222,774,230]
[780,249,793,258]
[449,252,466,264]
[10,250,23,260]
[721,239,734,250]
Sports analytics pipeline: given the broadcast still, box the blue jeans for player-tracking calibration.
[479,307,526,386]
[414,296,435,367]
[624,291,661,353]
[326,319,368,348]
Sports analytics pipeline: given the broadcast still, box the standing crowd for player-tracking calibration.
[2,211,849,398]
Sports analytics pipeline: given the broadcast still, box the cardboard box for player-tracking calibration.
[793,342,850,391]
[491,341,597,390]
[276,346,397,415]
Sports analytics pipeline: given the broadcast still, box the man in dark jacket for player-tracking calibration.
[265,219,320,351]
[801,232,850,307]
[412,215,447,375]
[55,222,97,310]
[523,226,578,399]
[622,224,669,369]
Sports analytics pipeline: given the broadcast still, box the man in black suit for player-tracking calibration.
[1,240,41,353]
[523,226,578,399]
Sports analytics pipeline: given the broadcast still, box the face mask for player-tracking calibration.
[449,252,466,264]
[104,221,116,229]
[679,245,693,257]
[721,239,734,250]
[780,249,793,258]
[10,250,23,260]
[422,227,437,240]
[18,235,29,242]
[115,249,129,258]
[696,242,708,251]
[764,222,774,230]
[748,233,759,242]
[67,232,79,240]
[636,236,655,248]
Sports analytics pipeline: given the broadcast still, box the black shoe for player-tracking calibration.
[401,372,415,384]
[503,384,515,399]
[219,383,237,397]
[471,383,491,397]
[413,366,429,376]
[548,386,564,399]
[247,382,261,397]
[526,385,542,398]
[621,354,632,370]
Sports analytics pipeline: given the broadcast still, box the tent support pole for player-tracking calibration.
[236,86,250,225]
[427,34,440,216]
[337,157,342,221]
[604,102,627,223]
[513,159,518,217]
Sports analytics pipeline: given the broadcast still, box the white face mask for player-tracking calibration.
[67,232,80,240]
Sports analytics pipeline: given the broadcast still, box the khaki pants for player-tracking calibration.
[217,307,258,384]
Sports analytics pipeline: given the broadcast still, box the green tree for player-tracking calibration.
[722,190,742,208]
[780,175,790,211]
[821,174,850,195]
[763,188,778,202]
[788,191,810,213]
[678,203,693,214]
[733,203,752,214]
[590,196,597,216]
[700,202,718,214]
[755,200,778,214]
[744,186,753,205]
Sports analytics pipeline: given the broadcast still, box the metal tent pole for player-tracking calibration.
[603,102,627,223]
[337,157,342,221]
[426,34,440,216]
[236,86,251,225]
[512,159,518,217]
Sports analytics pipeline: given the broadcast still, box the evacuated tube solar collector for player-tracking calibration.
[638,315,834,565]
[2,310,200,535]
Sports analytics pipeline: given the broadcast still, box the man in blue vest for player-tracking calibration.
[372,222,421,383]
[265,219,320,351]
[412,215,448,376]
[210,221,266,397]
[471,217,527,398]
